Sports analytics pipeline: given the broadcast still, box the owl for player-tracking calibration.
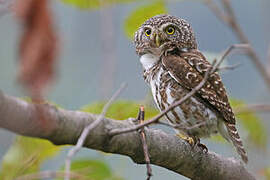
[134,14,248,163]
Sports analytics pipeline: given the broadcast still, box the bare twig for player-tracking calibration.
[214,44,247,72]
[219,0,249,44]
[217,63,241,72]
[109,44,245,136]
[234,104,270,114]
[214,44,249,71]
[204,0,229,23]
[267,44,270,75]
[136,106,152,180]
[205,0,270,90]
[15,171,88,180]
[64,83,127,180]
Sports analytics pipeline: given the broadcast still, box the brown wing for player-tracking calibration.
[162,51,235,124]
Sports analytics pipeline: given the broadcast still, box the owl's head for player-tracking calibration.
[134,14,197,56]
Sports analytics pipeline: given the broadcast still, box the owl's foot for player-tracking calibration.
[177,134,208,152]
[176,133,195,146]
[194,138,208,153]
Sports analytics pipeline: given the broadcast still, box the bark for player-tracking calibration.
[0,90,255,180]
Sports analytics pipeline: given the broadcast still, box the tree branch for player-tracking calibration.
[65,83,127,180]
[0,90,255,180]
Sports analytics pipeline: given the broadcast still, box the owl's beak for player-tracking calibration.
[155,34,161,47]
[151,32,162,48]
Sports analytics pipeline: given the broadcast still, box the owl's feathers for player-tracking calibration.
[162,51,235,124]
[134,14,247,163]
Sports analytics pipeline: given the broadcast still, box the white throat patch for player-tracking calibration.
[139,53,159,70]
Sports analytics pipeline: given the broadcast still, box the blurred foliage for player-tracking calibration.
[57,159,123,180]
[230,98,267,148]
[124,1,167,39]
[264,167,270,180]
[61,0,137,9]
[81,100,159,120]
[61,0,168,40]
[0,136,61,180]
[210,134,226,143]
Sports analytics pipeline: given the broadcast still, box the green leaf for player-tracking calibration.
[81,100,159,120]
[0,136,62,180]
[230,98,267,148]
[124,0,168,40]
[57,159,123,180]
[61,0,136,10]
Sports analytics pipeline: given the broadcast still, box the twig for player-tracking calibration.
[214,44,249,71]
[136,106,152,180]
[64,83,127,180]
[15,170,88,180]
[234,104,270,114]
[217,63,241,72]
[109,44,246,136]
[204,0,270,90]
[204,0,229,23]
[220,0,249,44]
[214,44,247,72]
[267,44,270,75]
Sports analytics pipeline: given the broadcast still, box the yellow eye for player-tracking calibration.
[166,26,175,35]
[145,28,151,36]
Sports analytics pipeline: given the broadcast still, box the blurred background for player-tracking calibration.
[0,0,270,179]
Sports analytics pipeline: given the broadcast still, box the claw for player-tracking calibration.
[176,134,208,152]
[197,143,208,153]
[176,133,195,146]
[194,138,208,153]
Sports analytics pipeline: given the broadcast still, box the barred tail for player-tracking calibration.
[225,122,248,163]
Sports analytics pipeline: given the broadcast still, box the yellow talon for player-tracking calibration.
[177,133,195,146]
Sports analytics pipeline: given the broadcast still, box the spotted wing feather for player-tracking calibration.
[162,53,248,163]
[161,52,235,124]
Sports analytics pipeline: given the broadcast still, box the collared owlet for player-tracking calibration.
[134,14,248,163]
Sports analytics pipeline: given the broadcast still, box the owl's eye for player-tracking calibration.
[145,28,151,36]
[166,26,175,35]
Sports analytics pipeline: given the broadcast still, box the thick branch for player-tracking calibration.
[0,90,255,180]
